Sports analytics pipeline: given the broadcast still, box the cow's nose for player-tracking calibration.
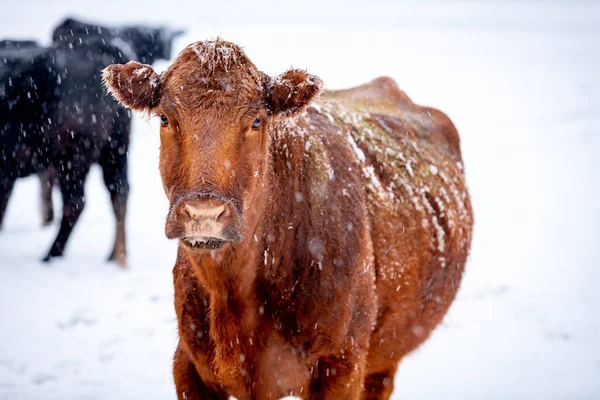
[183,203,226,222]
[177,199,235,242]
[164,196,242,246]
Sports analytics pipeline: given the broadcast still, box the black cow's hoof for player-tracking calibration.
[43,246,64,263]
[42,255,52,263]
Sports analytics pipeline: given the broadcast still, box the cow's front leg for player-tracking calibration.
[309,355,366,400]
[361,368,397,400]
[42,159,90,262]
[173,344,228,400]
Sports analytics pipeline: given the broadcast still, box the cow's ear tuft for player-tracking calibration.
[102,61,161,112]
[267,69,323,118]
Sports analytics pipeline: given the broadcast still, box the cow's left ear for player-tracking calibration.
[102,61,161,113]
[267,69,323,118]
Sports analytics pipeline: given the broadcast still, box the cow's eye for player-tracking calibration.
[160,115,169,126]
[252,117,261,129]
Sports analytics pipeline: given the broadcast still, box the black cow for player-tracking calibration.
[37,18,183,225]
[0,39,59,226]
[0,19,183,266]
[53,17,183,65]
[1,39,128,262]
[1,41,55,222]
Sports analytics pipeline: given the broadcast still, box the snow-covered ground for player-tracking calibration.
[1,1,599,399]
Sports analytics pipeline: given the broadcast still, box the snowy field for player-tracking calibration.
[1,1,599,399]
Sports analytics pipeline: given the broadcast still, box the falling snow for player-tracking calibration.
[0,1,598,400]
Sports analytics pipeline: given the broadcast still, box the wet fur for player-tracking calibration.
[104,40,473,400]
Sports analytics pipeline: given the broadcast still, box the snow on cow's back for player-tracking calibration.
[280,92,472,257]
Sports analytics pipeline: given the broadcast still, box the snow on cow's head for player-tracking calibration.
[103,39,323,252]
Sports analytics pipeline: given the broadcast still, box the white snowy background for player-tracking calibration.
[1,0,599,399]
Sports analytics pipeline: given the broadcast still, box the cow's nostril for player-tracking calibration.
[215,205,230,224]
[182,204,194,221]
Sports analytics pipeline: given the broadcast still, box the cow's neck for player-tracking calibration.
[185,236,261,388]
[183,124,301,385]
[184,164,283,383]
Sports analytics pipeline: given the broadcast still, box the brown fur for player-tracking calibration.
[104,39,473,400]
[102,61,161,113]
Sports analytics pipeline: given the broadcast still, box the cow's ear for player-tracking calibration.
[103,61,161,113]
[267,69,323,118]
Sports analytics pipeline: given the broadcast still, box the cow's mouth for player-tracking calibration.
[182,236,227,251]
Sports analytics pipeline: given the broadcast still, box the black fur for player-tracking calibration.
[0,18,182,262]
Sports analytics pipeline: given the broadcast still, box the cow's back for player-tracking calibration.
[323,77,462,162]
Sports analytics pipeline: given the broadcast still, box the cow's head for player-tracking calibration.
[103,40,322,252]
[121,26,185,64]
[53,18,184,64]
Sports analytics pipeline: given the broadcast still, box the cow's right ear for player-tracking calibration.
[102,61,161,113]
[266,69,323,119]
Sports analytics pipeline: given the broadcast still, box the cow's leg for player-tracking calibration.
[99,144,129,267]
[0,175,16,229]
[42,162,90,262]
[310,355,366,400]
[361,368,397,400]
[39,167,56,226]
[173,345,228,400]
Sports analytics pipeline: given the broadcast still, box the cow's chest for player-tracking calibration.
[183,317,312,399]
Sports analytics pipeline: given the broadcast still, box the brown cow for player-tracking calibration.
[103,40,473,400]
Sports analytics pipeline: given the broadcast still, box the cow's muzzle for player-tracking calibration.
[165,193,242,251]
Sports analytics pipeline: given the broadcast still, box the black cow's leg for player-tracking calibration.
[42,162,90,262]
[100,144,129,267]
[39,167,56,226]
[0,175,16,229]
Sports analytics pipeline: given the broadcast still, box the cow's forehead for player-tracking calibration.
[162,40,263,98]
